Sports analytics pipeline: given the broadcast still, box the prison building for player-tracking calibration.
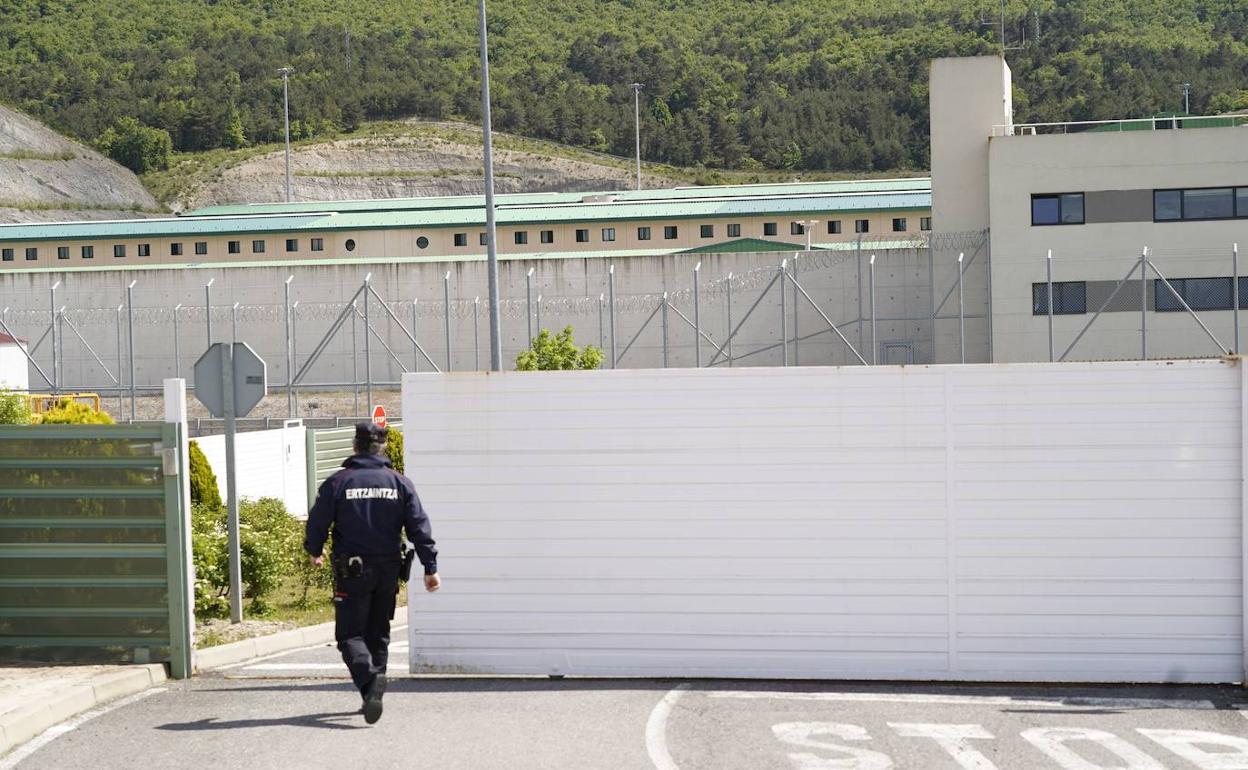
[0,179,931,271]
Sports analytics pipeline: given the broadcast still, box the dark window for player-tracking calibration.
[1154,190,1183,221]
[1183,188,1234,220]
[1154,277,1248,312]
[1032,281,1087,315]
[416,236,429,249]
[25,247,37,261]
[576,229,589,243]
[1238,188,1248,217]
[310,238,323,252]
[114,244,126,258]
[81,245,93,259]
[345,239,356,252]
[790,222,804,235]
[1032,193,1085,225]
[855,219,870,234]
[57,246,69,260]
[920,217,932,231]
[479,233,488,246]
[601,228,616,242]
[228,241,240,254]
[453,233,467,247]
[514,231,528,245]
[663,226,678,240]
[1,248,11,261]
[540,230,554,244]
[727,224,741,237]
[286,239,298,252]
[637,227,651,241]
[137,243,150,257]
[827,220,841,235]
[763,222,778,236]
[170,242,183,256]
[252,240,265,254]
[700,224,713,239]
[892,218,907,232]
[194,241,208,255]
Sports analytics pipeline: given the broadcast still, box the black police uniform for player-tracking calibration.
[303,427,437,700]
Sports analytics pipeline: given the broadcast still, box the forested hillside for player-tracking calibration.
[1,0,1244,174]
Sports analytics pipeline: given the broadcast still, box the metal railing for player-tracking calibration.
[993,113,1248,137]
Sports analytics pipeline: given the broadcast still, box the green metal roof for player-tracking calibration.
[0,180,931,243]
[679,238,804,254]
[186,178,931,217]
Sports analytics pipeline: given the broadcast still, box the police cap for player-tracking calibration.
[355,421,389,445]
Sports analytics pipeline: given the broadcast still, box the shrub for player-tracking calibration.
[188,441,222,509]
[385,428,404,474]
[236,497,302,611]
[39,399,114,424]
[191,502,228,617]
[0,391,30,425]
[94,117,172,174]
[516,326,604,371]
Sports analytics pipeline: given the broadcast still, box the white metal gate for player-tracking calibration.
[404,359,1246,683]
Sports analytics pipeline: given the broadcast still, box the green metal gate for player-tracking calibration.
[0,424,193,678]
[306,422,401,504]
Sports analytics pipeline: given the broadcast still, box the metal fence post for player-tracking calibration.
[661,293,669,368]
[362,274,373,413]
[1235,243,1241,355]
[126,280,136,420]
[780,259,788,367]
[598,293,605,351]
[291,301,300,416]
[284,276,294,417]
[792,254,800,366]
[49,280,59,393]
[115,304,123,415]
[536,294,543,335]
[1140,247,1149,361]
[173,304,182,380]
[474,297,481,371]
[204,278,214,346]
[869,254,877,365]
[608,265,617,369]
[726,272,734,367]
[693,261,702,368]
[411,298,420,373]
[957,252,965,365]
[526,267,534,344]
[444,271,452,373]
[231,302,239,344]
[1046,250,1055,362]
[351,300,359,415]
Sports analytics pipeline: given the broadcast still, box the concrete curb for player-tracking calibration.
[195,619,337,672]
[0,663,166,759]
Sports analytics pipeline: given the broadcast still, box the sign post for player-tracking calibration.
[372,404,387,429]
[194,342,267,624]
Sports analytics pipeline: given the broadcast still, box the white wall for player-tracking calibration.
[404,360,1246,683]
[0,343,28,391]
[194,421,308,516]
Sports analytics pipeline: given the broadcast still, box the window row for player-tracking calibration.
[452,217,928,247]
[2,238,333,262]
[1154,187,1248,222]
[1032,275,1248,315]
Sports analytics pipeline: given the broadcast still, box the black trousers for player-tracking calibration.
[333,558,400,694]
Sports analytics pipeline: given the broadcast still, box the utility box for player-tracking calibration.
[0,333,28,392]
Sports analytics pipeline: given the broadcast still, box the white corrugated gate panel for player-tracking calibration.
[404,360,1244,682]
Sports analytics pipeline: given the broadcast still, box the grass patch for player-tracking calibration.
[0,198,165,213]
[0,150,76,161]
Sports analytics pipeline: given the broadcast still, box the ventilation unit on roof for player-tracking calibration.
[580,194,617,203]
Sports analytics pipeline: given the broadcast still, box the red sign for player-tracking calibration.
[371,405,387,429]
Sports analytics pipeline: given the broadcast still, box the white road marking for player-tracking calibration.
[0,688,165,770]
[708,691,1216,711]
[1137,729,1248,769]
[888,723,997,770]
[214,624,408,671]
[1020,727,1164,770]
[645,684,689,770]
[772,723,894,770]
[240,663,345,671]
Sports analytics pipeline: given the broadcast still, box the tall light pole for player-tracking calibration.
[1181,82,1191,114]
[631,83,644,191]
[478,0,502,371]
[278,67,293,203]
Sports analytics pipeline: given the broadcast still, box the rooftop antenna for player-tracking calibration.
[981,0,1025,55]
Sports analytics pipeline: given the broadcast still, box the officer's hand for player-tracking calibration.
[310,555,324,568]
[424,573,441,593]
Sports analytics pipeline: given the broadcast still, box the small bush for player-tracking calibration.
[39,399,114,424]
[0,391,30,425]
[191,496,303,616]
[188,441,222,509]
[191,502,228,617]
[385,428,404,474]
[516,326,603,371]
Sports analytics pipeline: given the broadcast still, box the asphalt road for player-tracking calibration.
[7,626,1248,770]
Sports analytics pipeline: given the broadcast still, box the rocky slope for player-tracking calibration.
[0,104,159,222]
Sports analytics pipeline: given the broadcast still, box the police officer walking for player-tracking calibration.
[304,422,440,724]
